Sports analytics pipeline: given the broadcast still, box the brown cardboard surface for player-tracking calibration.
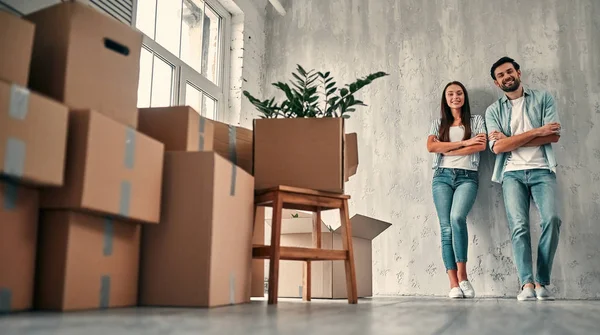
[138,106,214,152]
[0,180,38,312]
[276,214,391,299]
[254,118,345,193]
[251,206,265,298]
[25,1,142,128]
[35,211,140,311]
[40,110,164,224]
[212,121,253,175]
[139,152,254,307]
[344,133,358,181]
[0,81,69,187]
[0,11,34,86]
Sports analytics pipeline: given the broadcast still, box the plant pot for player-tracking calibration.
[253,118,358,194]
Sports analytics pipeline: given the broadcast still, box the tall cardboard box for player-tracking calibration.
[25,1,142,128]
[275,213,391,299]
[40,110,164,224]
[0,81,69,187]
[139,152,254,307]
[0,11,35,86]
[251,206,265,297]
[213,121,253,175]
[138,106,214,152]
[0,180,38,312]
[35,211,141,311]
[253,118,358,193]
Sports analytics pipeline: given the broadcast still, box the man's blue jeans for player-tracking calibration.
[432,168,479,271]
[502,169,561,286]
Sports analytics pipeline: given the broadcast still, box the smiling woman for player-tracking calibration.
[426,81,487,299]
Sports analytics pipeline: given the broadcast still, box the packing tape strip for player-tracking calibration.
[2,181,18,210]
[3,137,26,178]
[228,126,237,196]
[119,181,131,216]
[103,218,114,257]
[99,275,111,308]
[229,273,235,305]
[9,84,30,120]
[119,127,135,217]
[0,287,12,312]
[198,116,205,151]
[124,127,136,169]
[298,286,303,298]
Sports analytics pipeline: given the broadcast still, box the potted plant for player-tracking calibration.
[244,65,388,193]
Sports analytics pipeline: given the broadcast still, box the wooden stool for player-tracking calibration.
[252,186,358,305]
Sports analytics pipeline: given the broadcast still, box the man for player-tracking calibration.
[485,56,562,301]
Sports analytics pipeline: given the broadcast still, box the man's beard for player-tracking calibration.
[500,76,521,92]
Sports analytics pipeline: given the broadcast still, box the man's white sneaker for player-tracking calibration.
[536,286,555,301]
[449,287,464,299]
[459,280,475,298]
[517,287,537,301]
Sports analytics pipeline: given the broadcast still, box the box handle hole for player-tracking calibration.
[104,38,130,56]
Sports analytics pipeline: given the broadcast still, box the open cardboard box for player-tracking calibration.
[253,118,358,193]
[269,210,391,299]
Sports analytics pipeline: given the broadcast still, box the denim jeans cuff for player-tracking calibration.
[445,267,457,272]
[455,259,467,263]
[521,280,535,288]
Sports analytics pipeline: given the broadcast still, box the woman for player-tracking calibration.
[426,81,487,298]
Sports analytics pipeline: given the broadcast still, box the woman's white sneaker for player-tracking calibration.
[459,280,475,298]
[449,287,464,298]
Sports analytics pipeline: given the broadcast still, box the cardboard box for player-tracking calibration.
[0,11,35,86]
[251,206,265,298]
[139,152,254,307]
[25,1,142,128]
[213,121,253,175]
[137,106,214,152]
[0,81,69,187]
[0,180,39,312]
[275,212,391,299]
[35,211,141,311]
[253,118,358,193]
[40,110,164,224]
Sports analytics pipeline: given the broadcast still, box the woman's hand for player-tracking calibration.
[461,133,487,147]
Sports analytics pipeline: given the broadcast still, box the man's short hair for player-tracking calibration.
[490,57,520,80]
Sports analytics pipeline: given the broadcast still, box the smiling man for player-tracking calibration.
[484,56,562,301]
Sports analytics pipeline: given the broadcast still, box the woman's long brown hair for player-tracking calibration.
[438,81,472,142]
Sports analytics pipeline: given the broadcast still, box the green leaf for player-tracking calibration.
[340,88,349,97]
[297,65,307,77]
[326,82,336,90]
[342,114,351,119]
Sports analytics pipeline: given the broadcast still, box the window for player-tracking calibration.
[134,0,230,120]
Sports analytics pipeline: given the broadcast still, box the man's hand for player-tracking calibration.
[536,122,561,137]
[489,130,507,141]
[462,133,487,147]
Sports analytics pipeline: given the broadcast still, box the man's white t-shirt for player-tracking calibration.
[440,126,475,171]
[504,96,548,172]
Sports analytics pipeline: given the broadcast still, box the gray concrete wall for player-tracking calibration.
[261,0,600,298]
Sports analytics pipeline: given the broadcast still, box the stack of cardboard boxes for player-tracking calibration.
[0,10,69,313]
[25,2,164,311]
[135,106,256,307]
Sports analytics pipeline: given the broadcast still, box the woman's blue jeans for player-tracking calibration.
[432,168,479,271]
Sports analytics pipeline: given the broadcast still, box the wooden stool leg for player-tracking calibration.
[339,199,358,304]
[267,194,283,305]
[302,261,311,301]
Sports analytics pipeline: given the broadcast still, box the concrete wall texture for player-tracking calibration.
[261,0,600,299]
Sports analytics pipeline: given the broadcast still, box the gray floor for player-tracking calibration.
[1,297,599,335]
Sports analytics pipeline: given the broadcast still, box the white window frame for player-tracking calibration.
[132,0,231,121]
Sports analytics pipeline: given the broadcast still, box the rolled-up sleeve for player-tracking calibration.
[485,106,501,153]
[429,119,440,137]
[543,91,562,136]
[473,114,487,135]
